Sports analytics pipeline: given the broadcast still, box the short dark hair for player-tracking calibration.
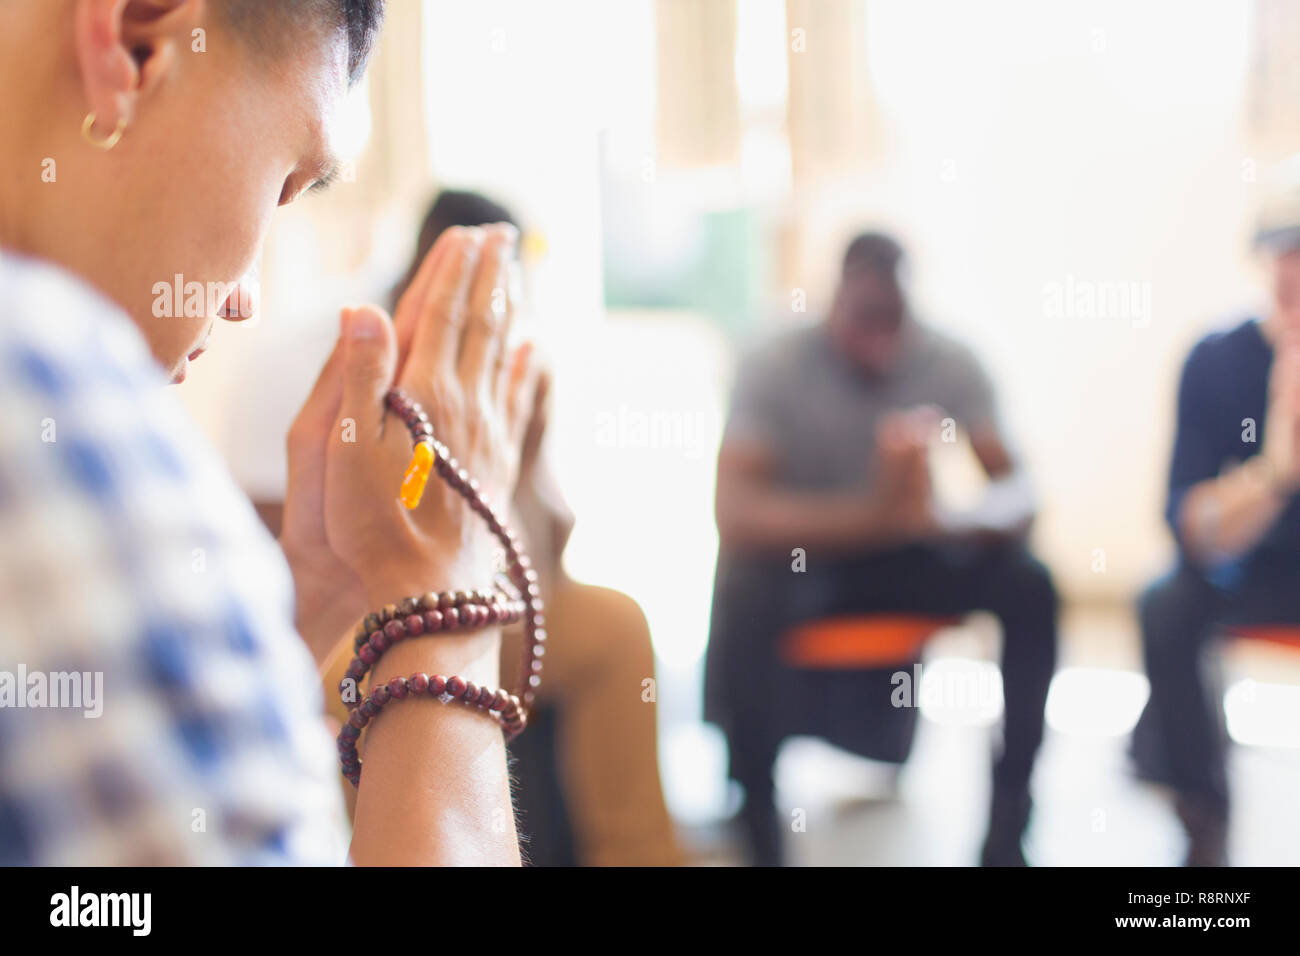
[413,190,518,262]
[842,231,905,283]
[220,0,385,87]
[393,190,519,304]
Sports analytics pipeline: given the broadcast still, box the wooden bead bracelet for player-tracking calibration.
[336,388,547,786]
[338,585,527,692]
[338,672,525,787]
[346,585,528,657]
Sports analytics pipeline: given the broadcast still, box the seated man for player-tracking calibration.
[706,231,1058,866]
[1132,212,1300,867]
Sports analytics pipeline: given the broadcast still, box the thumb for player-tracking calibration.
[339,304,397,437]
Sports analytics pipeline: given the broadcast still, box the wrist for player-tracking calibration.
[358,532,504,609]
[353,567,512,689]
[367,628,502,690]
[359,565,490,617]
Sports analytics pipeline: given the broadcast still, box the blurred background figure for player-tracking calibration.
[707,232,1056,865]
[317,190,682,866]
[1131,166,1300,867]
[184,0,1300,866]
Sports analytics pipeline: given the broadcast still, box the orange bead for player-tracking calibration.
[399,442,434,509]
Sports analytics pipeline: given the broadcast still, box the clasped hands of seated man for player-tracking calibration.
[869,405,1033,548]
[277,224,542,677]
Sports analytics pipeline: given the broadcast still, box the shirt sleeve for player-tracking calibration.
[944,343,1000,436]
[1165,340,1225,543]
[721,348,784,451]
[0,264,349,865]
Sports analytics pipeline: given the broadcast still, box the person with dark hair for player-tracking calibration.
[0,1,540,865]
[397,191,520,301]
[1131,179,1300,866]
[841,231,907,281]
[706,230,1058,866]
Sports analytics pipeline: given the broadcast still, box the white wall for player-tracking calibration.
[785,0,1261,599]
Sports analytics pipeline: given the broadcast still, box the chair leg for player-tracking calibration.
[731,731,783,866]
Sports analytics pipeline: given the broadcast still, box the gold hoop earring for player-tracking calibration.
[81,112,127,151]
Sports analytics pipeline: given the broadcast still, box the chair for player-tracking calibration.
[728,612,961,865]
[1228,625,1300,650]
[781,614,962,669]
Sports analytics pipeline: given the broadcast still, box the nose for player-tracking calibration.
[219,279,259,322]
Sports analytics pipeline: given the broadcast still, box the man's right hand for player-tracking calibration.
[871,407,941,540]
[286,225,541,644]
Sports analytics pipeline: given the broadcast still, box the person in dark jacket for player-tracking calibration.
[1132,191,1300,866]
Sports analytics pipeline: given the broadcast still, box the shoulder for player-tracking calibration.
[1185,319,1263,369]
[733,322,827,382]
[0,252,164,403]
[0,253,290,637]
[0,253,342,864]
[0,249,308,687]
[551,580,653,660]
[907,320,990,382]
[1178,319,1268,402]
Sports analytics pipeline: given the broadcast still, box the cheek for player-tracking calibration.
[134,183,276,370]
[1273,256,1300,303]
[142,142,280,292]
[1276,274,1300,311]
[216,197,274,305]
[200,157,279,278]
[173,101,284,291]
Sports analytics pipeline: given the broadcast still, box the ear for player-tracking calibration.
[74,0,205,136]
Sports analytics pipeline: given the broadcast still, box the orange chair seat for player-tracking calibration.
[780,614,962,669]
[1228,625,1300,650]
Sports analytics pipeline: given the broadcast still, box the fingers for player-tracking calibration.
[402,227,485,386]
[876,412,911,454]
[906,404,945,435]
[458,224,519,397]
[886,407,938,452]
[392,227,457,372]
[338,304,398,441]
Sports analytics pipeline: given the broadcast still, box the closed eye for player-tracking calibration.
[278,159,342,206]
[308,163,342,194]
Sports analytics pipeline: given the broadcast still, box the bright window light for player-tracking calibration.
[1225,679,1300,749]
[917,657,1003,727]
[1045,667,1149,737]
[333,76,372,161]
[734,0,788,116]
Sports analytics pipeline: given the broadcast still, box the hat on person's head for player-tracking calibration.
[1254,155,1300,253]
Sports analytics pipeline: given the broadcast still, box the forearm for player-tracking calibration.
[345,559,520,866]
[716,484,891,552]
[348,630,519,865]
[1179,459,1287,565]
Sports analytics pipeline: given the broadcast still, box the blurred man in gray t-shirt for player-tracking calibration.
[724,307,998,494]
[706,232,1058,867]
